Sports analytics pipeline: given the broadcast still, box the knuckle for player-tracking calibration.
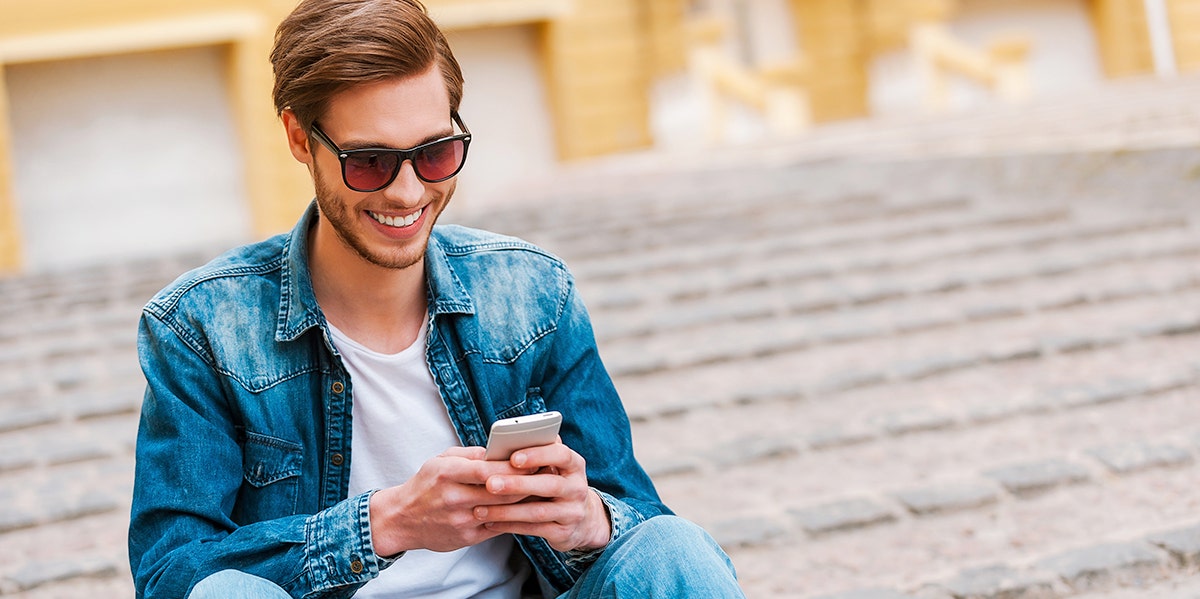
[443,487,468,507]
[449,511,477,528]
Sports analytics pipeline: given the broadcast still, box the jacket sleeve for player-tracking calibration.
[533,272,674,579]
[128,312,392,599]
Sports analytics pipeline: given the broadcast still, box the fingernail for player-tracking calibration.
[474,506,487,519]
[489,478,505,493]
[512,453,526,467]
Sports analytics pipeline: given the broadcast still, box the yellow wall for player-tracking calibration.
[0,0,617,272]
[1087,0,1200,76]
[1088,0,1155,77]
[788,0,871,122]
[0,0,305,273]
[1168,0,1200,70]
[0,64,19,271]
[643,0,689,77]
[540,0,654,159]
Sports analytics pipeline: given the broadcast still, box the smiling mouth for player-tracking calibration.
[367,208,423,228]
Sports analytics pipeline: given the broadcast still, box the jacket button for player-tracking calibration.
[331,453,344,466]
[350,559,363,574]
[331,381,344,393]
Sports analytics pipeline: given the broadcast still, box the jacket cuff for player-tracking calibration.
[564,488,643,569]
[302,491,387,593]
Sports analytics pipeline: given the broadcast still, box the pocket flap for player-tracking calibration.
[242,432,302,488]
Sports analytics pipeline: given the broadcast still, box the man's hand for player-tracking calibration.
[471,440,612,553]
[368,446,532,555]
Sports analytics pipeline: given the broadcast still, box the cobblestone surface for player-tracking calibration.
[3,76,1200,597]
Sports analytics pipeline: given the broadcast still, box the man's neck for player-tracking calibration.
[309,227,429,355]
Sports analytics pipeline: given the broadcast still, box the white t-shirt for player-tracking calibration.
[329,319,528,598]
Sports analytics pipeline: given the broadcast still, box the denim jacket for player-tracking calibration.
[129,204,670,598]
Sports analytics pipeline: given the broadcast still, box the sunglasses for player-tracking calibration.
[309,112,471,192]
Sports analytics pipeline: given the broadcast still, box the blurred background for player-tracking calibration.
[3,1,1200,598]
[0,0,1195,273]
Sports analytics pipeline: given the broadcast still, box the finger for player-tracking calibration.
[473,498,576,526]
[486,471,585,500]
[483,519,572,539]
[440,446,486,460]
[511,442,583,472]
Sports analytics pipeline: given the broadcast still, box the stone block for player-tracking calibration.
[0,557,119,593]
[1039,336,1095,355]
[1092,282,1156,303]
[45,440,113,466]
[811,589,917,599]
[0,407,58,433]
[791,497,897,535]
[814,322,886,345]
[1036,291,1089,311]
[983,458,1091,496]
[849,285,905,306]
[643,458,700,479]
[894,312,958,334]
[916,276,968,295]
[892,482,1000,516]
[1034,541,1169,591]
[789,294,841,315]
[805,427,877,450]
[1135,315,1200,338]
[42,492,121,525]
[935,564,1059,599]
[0,449,35,473]
[710,435,800,468]
[812,370,887,396]
[873,409,957,437]
[985,341,1041,364]
[731,382,806,406]
[1086,379,1151,405]
[1145,370,1197,395]
[892,354,979,381]
[709,516,788,548]
[1085,441,1193,475]
[1051,379,1149,409]
[0,507,39,534]
[73,388,143,419]
[1145,523,1200,567]
[963,303,1024,322]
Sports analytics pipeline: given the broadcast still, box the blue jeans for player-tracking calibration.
[189,516,743,598]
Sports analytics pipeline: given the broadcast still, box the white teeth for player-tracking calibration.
[370,208,422,228]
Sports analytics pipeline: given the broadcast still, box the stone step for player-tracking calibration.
[613,288,1200,420]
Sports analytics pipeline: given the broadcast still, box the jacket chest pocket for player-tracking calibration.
[234,432,303,523]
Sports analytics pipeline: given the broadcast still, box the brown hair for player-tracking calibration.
[270,0,464,132]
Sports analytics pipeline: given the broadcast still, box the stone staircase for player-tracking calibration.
[2,75,1200,597]
[484,154,1200,598]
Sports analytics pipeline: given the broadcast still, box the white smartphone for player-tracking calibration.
[484,411,562,461]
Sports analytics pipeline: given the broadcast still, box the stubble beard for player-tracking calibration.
[312,166,452,271]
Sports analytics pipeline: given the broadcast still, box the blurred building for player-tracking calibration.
[0,0,1196,273]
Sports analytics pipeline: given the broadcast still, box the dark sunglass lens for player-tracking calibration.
[414,139,465,181]
[344,152,399,191]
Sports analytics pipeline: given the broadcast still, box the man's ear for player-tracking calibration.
[281,109,314,165]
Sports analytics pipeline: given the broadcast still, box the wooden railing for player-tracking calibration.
[686,16,810,143]
[910,0,1032,111]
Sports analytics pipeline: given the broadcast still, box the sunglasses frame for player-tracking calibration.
[309,112,471,191]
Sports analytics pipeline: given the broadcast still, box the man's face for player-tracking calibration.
[306,66,458,271]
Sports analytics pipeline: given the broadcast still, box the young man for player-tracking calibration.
[127,1,744,597]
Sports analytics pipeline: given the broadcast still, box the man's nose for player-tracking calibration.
[381,160,425,205]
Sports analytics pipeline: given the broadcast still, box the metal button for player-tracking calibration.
[350,559,363,574]
[331,381,344,393]
[331,453,344,466]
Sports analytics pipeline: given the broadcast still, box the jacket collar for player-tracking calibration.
[275,202,474,342]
